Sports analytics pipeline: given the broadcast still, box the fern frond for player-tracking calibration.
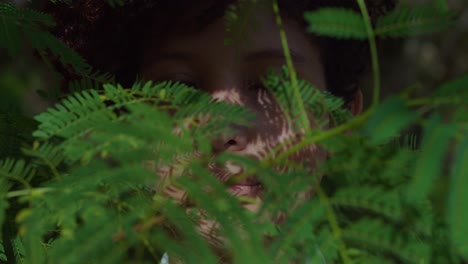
[270,199,326,261]
[11,236,25,264]
[26,29,93,80]
[363,97,418,145]
[343,218,431,263]
[178,164,271,263]
[71,109,180,164]
[0,243,6,262]
[33,89,111,140]
[304,8,367,39]
[46,206,131,264]
[447,136,468,260]
[262,67,350,131]
[0,159,35,184]
[406,114,454,204]
[155,201,219,263]
[32,82,251,164]
[432,74,468,103]
[67,71,115,94]
[0,178,12,233]
[68,77,106,95]
[0,2,54,56]
[331,186,402,222]
[375,6,454,38]
[21,142,64,180]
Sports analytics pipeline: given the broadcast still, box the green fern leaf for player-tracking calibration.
[343,218,431,263]
[261,66,349,130]
[33,89,111,140]
[270,199,326,261]
[11,236,25,264]
[406,114,454,204]
[0,6,22,57]
[447,136,468,260]
[432,74,468,104]
[0,2,54,56]
[305,8,367,39]
[68,78,103,94]
[363,97,418,145]
[21,142,64,180]
[0,178,12,235]
[25,29,92,79]
[331,186,402,222]
[0,159,35,183]
[47,206,130,264]
[375,6,454,38]
[0,244,6,262]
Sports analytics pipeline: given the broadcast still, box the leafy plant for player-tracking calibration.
[0,0,467,263]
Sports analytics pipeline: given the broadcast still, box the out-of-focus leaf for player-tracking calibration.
[447,136,468,260]
[406,114,454,203]
[305,8,367,39]
[363,97,418,145]
[376,6,454,38]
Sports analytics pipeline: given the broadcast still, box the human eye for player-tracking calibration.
[243,79,266,92]
[158,73,199,88]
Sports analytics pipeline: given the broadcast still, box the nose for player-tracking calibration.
[208,88,250,154]
[211,126,248,153]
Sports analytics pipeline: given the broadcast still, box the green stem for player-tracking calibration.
[357,0,381,108]
[269,110,371,163]
[272,0,311,131]
[6,187,54,199]
[407,96,463,107]
[316,186,352,264]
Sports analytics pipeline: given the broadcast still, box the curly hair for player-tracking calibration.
[46,0,396,103]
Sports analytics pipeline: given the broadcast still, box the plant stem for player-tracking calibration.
[272,0,311,131]
[271,110,371,163]
[6,188,54,199]
[316,186,352,264]
[357,0,381,108]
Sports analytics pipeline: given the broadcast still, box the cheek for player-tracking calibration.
[242,89,329,167]
[247,89,287,134]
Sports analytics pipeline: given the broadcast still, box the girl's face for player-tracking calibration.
[140,6,357,201]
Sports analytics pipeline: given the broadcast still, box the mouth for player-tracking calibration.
[228,181,263,197]
[225,174,263,197]
[208,162,263,197]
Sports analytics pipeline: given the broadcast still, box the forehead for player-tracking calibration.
[150,8,317,58]
[141,4,326,92]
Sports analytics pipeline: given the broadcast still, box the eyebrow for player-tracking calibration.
[155,52,193,62]
[154,49,308,64]
[244,49,308,64]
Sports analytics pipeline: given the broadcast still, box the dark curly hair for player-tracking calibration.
[46,0,396,103]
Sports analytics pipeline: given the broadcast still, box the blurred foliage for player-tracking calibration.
[374,0,468,103]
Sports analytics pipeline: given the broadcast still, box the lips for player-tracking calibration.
[228,183,263,197]
[207,161,263,197]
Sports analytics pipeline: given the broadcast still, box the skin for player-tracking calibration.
[140,4,363,251]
